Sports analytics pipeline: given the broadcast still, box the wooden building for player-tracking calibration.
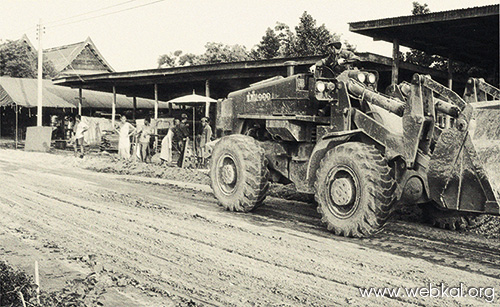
[18,35,114,77]
[43,37,114,77]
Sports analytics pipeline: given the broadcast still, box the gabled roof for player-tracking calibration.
[18,34,36,53]
[43,37,115,74]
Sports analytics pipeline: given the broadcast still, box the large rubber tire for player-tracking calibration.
[421,202,483,230]
[210,134,269,212]
[315,142,397,237]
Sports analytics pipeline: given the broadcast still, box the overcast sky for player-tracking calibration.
[2,0,498,71]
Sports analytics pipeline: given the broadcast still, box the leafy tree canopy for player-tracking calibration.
[158,11,351,67]
[0,40,57,79]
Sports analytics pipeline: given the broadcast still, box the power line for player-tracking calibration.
[48,0,166,29]
[8,0,138,39]
[44,0,139,26]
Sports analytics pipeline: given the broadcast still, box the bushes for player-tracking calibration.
[0,261,38,306]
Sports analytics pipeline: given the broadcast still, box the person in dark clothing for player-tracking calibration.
[171,118,182,152]
[177,114,191,167]
[311,40,360,78]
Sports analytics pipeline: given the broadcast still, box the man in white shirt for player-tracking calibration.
[73,115,88,158]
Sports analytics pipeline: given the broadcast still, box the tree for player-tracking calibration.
[198,42,251,64]
[411,1,430,14]
[252,27,280,59]
[403,2,437,67]
[292,11,339,57]
[274,22,296,57]
[158,11,347,65]
[252,12,343,59]
[0,40,57,79]
[158,43,251,68]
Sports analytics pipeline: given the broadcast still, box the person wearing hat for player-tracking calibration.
[311,40,360,77]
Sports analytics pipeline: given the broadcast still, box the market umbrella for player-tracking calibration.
[167,92,216,110]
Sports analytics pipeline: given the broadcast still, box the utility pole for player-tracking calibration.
[36,19,44,126]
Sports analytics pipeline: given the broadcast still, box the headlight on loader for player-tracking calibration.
[316,81,326,92]
[368,73,377,84]
[357,73,366,83]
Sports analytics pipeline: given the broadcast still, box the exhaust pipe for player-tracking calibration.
[284,61,297,76]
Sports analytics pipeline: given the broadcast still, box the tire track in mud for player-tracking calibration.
[79,182,500,295]
[46,174,498,306]
[0,176,431,306]
[10,182,488,306]
[1,181,399,306]
[224,192,500,281]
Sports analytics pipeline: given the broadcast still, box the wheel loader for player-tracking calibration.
[209,59,500,237]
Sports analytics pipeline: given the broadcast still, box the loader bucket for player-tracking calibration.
[427,101,500,214]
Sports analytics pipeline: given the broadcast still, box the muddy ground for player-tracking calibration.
[79,152,500,240]
[0,149,499,306]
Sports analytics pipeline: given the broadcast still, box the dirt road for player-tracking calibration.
[0,149,499,306]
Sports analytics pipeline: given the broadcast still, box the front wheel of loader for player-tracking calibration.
[315,142,397,237]
[210,134,269,212]
[421,202,483,230]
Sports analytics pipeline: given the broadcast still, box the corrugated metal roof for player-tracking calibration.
[0,77,166,109]
[44,42,84,72]
[0,78,74,108]
[349,5,499,28]
[349,5,499,68]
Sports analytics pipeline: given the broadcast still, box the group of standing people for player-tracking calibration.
[159,113,212,167]
[72,113,213,167]
[116,114,154,162]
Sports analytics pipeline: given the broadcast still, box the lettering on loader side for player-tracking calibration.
[246,90,271,103]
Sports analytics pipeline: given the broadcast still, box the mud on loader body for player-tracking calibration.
[210,64,500,237]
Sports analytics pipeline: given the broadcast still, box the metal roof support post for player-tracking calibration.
[78,87,82,116]
[132,96,137,120]
[391,39,400,86]
[154,83,158,150]
[205,80,210,118]
[112,85,116,128]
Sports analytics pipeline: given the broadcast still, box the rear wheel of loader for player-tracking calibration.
[422,202,483,230]
[315,142,396,237]
[210,134,269,212]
